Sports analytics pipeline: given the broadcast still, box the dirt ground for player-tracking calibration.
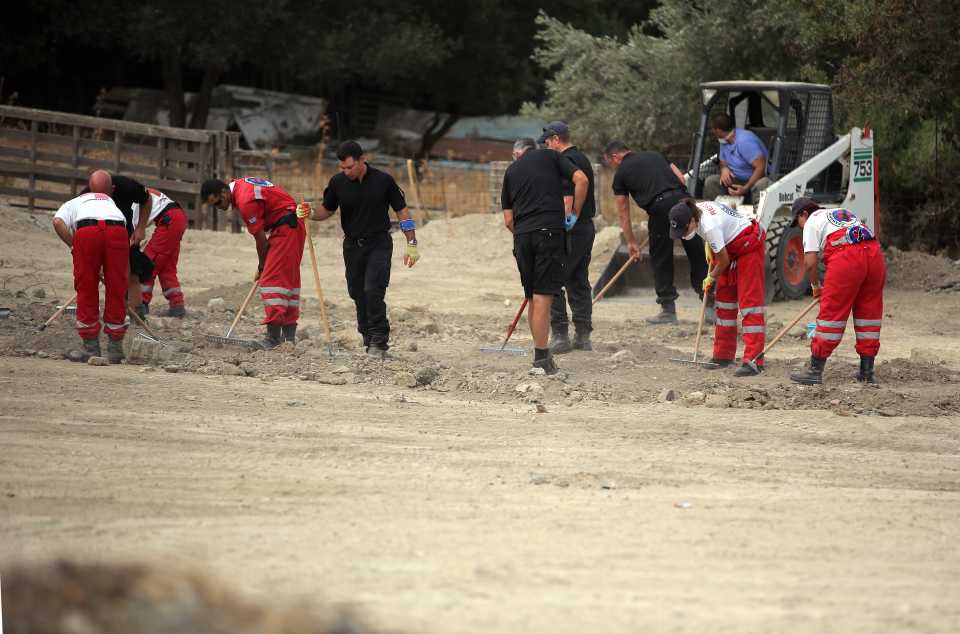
[1,203,959,633]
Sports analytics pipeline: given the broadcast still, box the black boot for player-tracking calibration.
[791,355,827,385]
[282,324,297,343]
[81,338,101,360]
[165,304,185,318]
[646,301,678,325]
[572,327,593,351]
[106,338,124,364]
[532,348,559,375]
[549,329,572,354]
[857,356,878,385]
[134,303,147,321]
[261,324,283,350]
[705,358,735,370]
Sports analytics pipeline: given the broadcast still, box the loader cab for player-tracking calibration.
[689,81,843,203]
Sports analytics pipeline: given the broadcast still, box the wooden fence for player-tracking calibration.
[0,105,285,231]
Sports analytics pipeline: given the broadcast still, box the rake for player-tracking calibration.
[592,236,648,305]
[39,292,78,331]
[303,201,348,358]
[480,297,528,355]
[669,290,718,367]
[205,280,261,349]
[743,298,821,373]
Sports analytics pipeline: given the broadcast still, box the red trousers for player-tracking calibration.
[714,223,766,364]
[72,222,129,340]
[259,221,306,326]
[142,207,187,307]
[811,236,886,358]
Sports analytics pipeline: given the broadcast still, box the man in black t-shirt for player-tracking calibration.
[297,141,419,358]
[539,121,596,353]
[603,141,708,324]
[501,137,588,375]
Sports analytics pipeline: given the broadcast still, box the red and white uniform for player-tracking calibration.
[231,177,305,326]
[135,189,187,309]
[696,201,766,365]
[804,207,885,358]
[54,193,129,340]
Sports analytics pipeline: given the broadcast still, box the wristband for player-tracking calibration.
[399,218,416,232]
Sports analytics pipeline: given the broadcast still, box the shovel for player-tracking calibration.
[205,280,261,348]
[669,290,718,367]
[743,298,821,372]
[480,297,528,355]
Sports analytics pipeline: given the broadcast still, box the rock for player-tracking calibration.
[600,480,617,490]
[528,366,546,376]
[704,394,729,408]
[298,327,312,340]
[829,398,841,406]
[658,388,679,403]
[415,367,439,386]
[610,349,633,362]
[534,403,548,413]
[240,363,258,377]
[423,322,440,335]
[317,375,348,385]
[220,364,245,376]
[332,365,351,374]
[529,473,550,485]
[87,356,108,366]
[394,372,418,388]
[176,342,195,353]
[32,288,46,298]
[66,350,86,363]
[164,365,180,373]
[23,349,37,356]
[36,351,49,359]
[298,372,316,381]
[151,317,167,330]
[515,382,544,395]
[207,297,226,312]
[683,390,706,405]
[503,299,511,307]
[407,341,418,352]
[286,400,306,407]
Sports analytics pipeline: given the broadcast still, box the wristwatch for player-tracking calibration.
[407,239,418,246]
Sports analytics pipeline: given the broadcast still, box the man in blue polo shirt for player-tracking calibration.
[703,113,770,205]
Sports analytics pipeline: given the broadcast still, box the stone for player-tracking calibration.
[87,356,108,366]
[515,382,544,395]
[610,349,633,362]
[332,365,351,374]
[658,388,679,403]
[529,473,550,485]
[684,390,706,404]
[32,288,46,298]
[317,375,348,386]
[394,372,418,388]
[423,322,440,335]
[67,350,86,363]
[534,403,548,413]
[407,341,418,352]
[164,365,180,373]
[528,366,546,376]
[415,367,439,386]
[207,297,226,312]
[829,398,841,406]
[221,364,245,376]
[286,400,306,407]
[240,363,258,377]
[704,394,729,409]
[36,351,49,359]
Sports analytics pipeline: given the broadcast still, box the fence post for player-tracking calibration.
[71,126,80,196]
[28,120,38,211]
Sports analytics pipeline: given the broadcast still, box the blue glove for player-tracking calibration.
[564,214,578,231]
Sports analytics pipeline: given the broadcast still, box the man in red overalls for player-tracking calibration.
[136,188,188,317]
[670,199,766,376]
[51,170,130,363]
[789,198,886,385]
[202,177,305,348]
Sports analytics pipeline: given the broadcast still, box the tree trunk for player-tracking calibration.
[161,56,186,128]
[188,66,222,129]
[414,111,460,165]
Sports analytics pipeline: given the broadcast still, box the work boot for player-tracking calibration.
[549,329,573,355]
[260,324,283,350]
[856,355,878,385]
[572,328,593,351]
[734,363,762,377]
[646,301,678,325]
[532,350,559,375]
[106,338,124,364]
[367,343,388,360]
[81,338,101,360]
[790,355,827,385]
[282,324,297,343]
[705,358,735,370]
[165,304,185,318]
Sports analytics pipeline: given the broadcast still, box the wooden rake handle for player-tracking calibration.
[592,236,649,306]
[692,290,710,363]
[304,215,334,345]
[748,298,821,365]
[39,292,78,330]
[127,305,161,341]
[226,280,259,339]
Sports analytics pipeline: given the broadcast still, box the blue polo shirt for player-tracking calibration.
[720,128,769,182]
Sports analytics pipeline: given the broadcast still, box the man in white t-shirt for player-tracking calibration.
[51,170,130,362]
[133,188,188,317]
[788,198,886,385]
[670,199,767,376]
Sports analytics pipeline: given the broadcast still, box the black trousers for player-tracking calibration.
[343,232,392,348]
[551,221,595,333]
[647,193,708,304]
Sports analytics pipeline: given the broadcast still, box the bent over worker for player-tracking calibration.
[297,140,419,359]
[670,199,766,376]
[202,176,306,349]
[134,188,188,317]
[789,198,886,385]
[501,137,588,375]
[51,173,129,363]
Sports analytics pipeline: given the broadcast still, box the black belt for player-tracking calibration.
[344,231,388,247]
[76,219,125,228]
[652,189,686,204]
[266,212,298,233]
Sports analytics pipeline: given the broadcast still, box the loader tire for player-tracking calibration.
[766,216,809,301]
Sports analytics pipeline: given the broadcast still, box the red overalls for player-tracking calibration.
[73,220,129,340]
[811,229,886,358]
[233,178,306,326]
[713,221,766,365]
[142,198,187,309]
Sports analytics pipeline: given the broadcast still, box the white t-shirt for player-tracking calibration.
[131,189,175,226]
[54,192,126,231]
[802,207,867,252]
[695,201,752,252]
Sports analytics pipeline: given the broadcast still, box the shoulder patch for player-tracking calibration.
[243,177,274,187]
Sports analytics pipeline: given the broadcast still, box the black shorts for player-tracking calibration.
[513,228,565,298]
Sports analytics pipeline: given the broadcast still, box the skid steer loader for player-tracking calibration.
[595,81,878,301]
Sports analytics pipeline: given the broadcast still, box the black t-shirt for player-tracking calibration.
[560,145,595,230]
[79,174,148,234]
[322,166,406,239]
[611,151,683,210]
[501,148,579,234]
